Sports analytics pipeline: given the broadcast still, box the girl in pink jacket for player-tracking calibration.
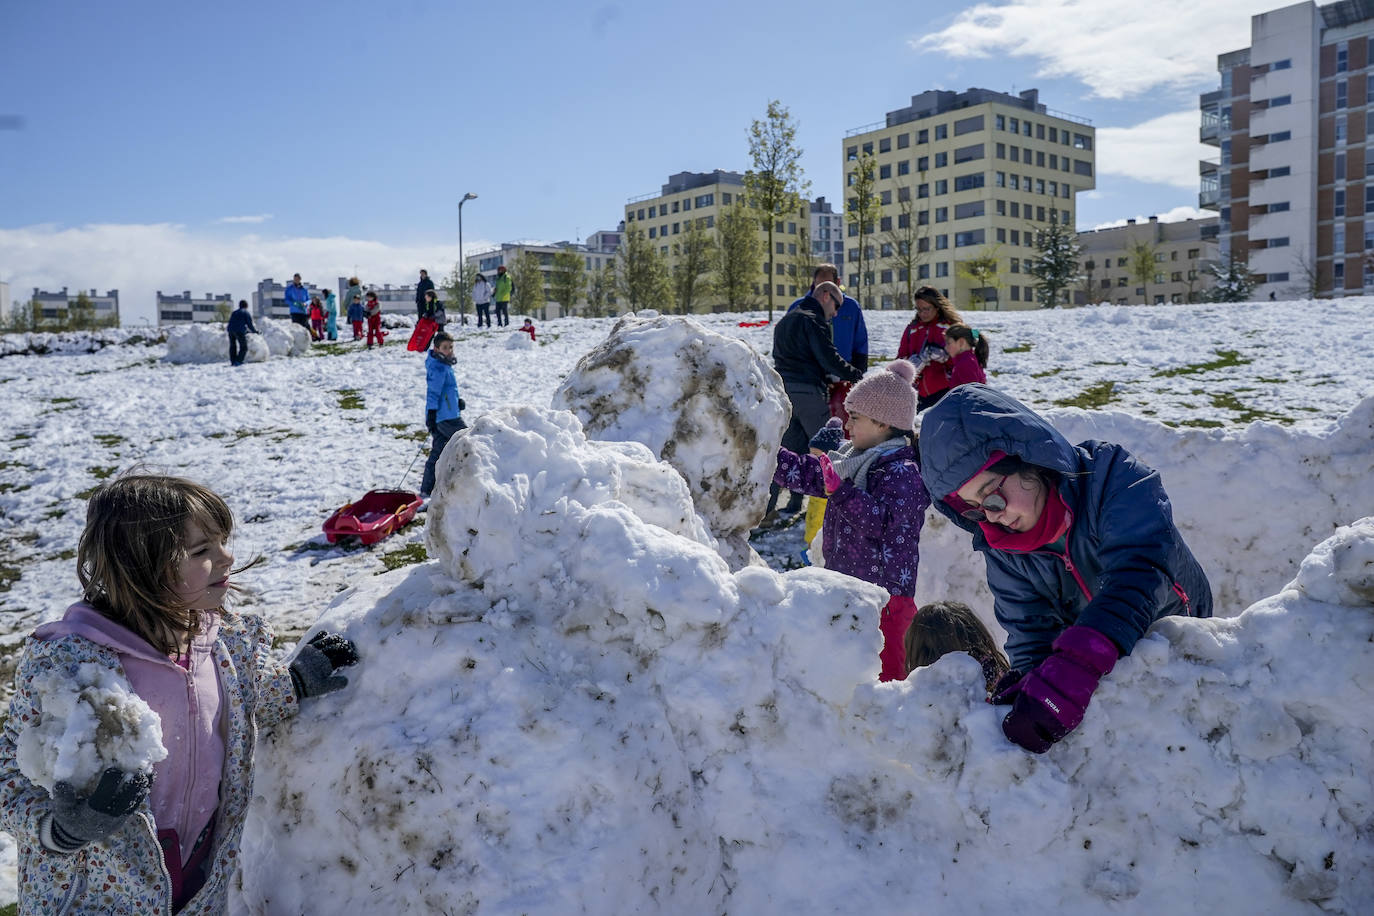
[0,474,359,914]
[944,324,989,388]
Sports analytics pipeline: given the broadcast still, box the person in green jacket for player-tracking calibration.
[492,264,514,327]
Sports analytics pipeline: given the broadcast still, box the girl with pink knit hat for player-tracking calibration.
[773,360,932,681]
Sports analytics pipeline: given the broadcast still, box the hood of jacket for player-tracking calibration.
[34,601,219,662]
[919,384,1078,524]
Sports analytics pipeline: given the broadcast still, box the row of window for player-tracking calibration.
[847,117,1092,160]
[1097,269,1201,289]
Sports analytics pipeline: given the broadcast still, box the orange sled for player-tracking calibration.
[322,489,422,545]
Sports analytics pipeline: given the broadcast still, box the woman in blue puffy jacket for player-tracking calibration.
[919,384,1212,753]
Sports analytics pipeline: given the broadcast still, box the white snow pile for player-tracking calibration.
[915,395,1374,632]
[14,663,166,795]
[0,327,166,358]
[163,317,309,364]
[503,330,535,349]
[239,405,1374,914]
[553,313,788,568]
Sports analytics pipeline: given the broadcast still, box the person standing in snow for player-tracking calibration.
[0,474,359,914]
[896,287,964,412]
[773,360,930,681]
[492,265,514,327]
[766,280,864,519]
[364,290,385,348]
[415,269,435,319]
[322,288,339,341]
[284,273,311,334]
[472,273,494,328]
[308,297,325,341]
[344,277,365,340]
[226,299,258,366]
[942,325,989,388]
[421,288,447,331]
[919,384,1213,753]
[420,331,466,504]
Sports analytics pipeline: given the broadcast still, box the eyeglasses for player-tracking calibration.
[958,476,1008,521]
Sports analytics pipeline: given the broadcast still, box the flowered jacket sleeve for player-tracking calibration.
[825,459,931,596]
[772,447,828,499]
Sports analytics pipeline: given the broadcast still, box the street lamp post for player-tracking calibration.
[459,192,478,322]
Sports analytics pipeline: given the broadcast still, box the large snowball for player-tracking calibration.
[164,317,308,364]
[552,313,788,568]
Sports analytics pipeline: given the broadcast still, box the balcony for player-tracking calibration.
[1199,188,1221,209]
[1200,110,1230,146]
[1200,159,1219,177]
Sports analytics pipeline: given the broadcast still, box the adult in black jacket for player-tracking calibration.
[415,269,436,317]
[767,281,863,516]
[226,299,258,366]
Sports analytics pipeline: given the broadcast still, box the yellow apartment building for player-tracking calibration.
[1074,216,1221,305]
[843,88,1097,310]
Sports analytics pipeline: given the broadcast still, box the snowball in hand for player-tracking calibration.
[15,663,166,795]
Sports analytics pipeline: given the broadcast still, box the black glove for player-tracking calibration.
[426,409,438,435]
[48,767,152,852]
[457,398,465,411]
[289,631,359,700]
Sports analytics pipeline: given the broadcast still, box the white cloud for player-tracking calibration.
[216,214,274,224]
[914,0,1261,99]
[0,223,496,327]
[1090,204,1212,231]
[1096,109,1209,188]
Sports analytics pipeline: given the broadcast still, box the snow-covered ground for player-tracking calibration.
[1,298,1372,912]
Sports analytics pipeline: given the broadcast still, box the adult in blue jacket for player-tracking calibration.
[420,331,466,501]
[786,263,868,375]
[919,384,1211,753]
[226,300,258,366]
[283,273,311,333]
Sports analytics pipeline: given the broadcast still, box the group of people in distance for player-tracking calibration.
[770,263,1211,755]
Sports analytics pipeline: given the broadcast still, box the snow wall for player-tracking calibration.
[553,313,789,569]
[238,400,1374,915]
[163,317,309,364]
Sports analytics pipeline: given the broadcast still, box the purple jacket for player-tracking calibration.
[774,444,930,596]
[35,603,226,864]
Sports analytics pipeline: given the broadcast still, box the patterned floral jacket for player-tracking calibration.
[774,443,931,597]
[0,610,298,915]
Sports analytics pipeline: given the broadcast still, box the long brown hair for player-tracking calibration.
[904,600,1009,693]
[913,286,964,326]
[77,474,244,655]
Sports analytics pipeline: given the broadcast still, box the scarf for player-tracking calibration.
[978,485,1071,552]
[828,437,907,493]
[429,349,457,366]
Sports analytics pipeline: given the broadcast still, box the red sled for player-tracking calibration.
[322,489,422,545]
[407,317,439,351]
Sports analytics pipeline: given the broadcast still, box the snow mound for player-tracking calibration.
[240,401,1374,914]
[552,313,788,567]
[14,663,166,794]
[916,394,1374,631]
[504,331,534,349]
[0,327,166,358]
[163,317,308,364]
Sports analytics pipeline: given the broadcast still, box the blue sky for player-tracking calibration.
[0,0,1273,324]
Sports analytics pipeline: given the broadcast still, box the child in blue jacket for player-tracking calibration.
[420,332,466,502]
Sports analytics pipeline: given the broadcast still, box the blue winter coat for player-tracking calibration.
[226,308,257,335]
[919,384,1212,671]
[425,352,462,423]
[284,282,309,315]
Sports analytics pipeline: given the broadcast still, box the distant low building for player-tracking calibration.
[466,232,623,318]
[252,277,328,320]
[0,281,10,323]
[157,290,235,326]
[1075,216,1220,305]
[26,287,121,328]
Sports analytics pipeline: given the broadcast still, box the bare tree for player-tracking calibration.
[744,99,809,321]
[846,151,881,309]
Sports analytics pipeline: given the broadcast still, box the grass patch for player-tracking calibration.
[382,422,429,442]
[93,433,126,447]
[12,432,32,441]
[88,465,117,480]
[50,397,78,405]
[1154,349,1252,378]
[0,482,31,494]
[311,342,354,357]
[75,485,100,500]
[1054,381,1117,409]
[379,542,428,572]
[0,561,20,594]
[43,506,66,520]
[224,427,303,443]
[1209,391,1290,425]
[1002,342,1034,354]
[336,388,365,410]
[1255,376,1285,384]
[1030,368,1061,378]
[47,548,76,562]
[0,460,28,470]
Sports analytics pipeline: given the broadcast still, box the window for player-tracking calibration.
[846,146,858,161]
[935,179,948,195]
[1335,225,1345,254]
[1011,286,1020,301]
[1336,189,1346,216]
[935,152,948,168]
[996,227,1006,242]
[936,234,948,249]
[862,141,873,155]
[898,160,910,176]
[1035,179,1046,195]
[918,156,930,171]
[898,212,910,229]
[1010,230,1020,245]
[1036,206,1046,222]
[954,115,984,135]
[1074,160,1093,176]
[722,192,732,205]
[996,199,1007,215]
[673,222,681,234]
[897,133,910,149]
[935,124,948,140]
[954,229,985,247]
[917,210,930,225]
[880,190,892,205]
[1270,94,1291,107]
[1335,117,1346,144]
[1010,147,1020,163]
[1048,181,1058,196]
[881,269,893,284]
[648,206,657,218]
[879,137,891,153]
[672,201,680,213]
[1036,151,1045,167]
[682,199,691,211]
[996,143,1006,159]
[1171,271,1183,282]
[995,114,1006,130]
[1337,40,1348,73]
[917,183,929,199]
[1337,80,1348,109]
[1036,123,1045,140]
[954,201,985,219]
[694,193,713,208]
[1022,121,1032,137]
[1010,201,1020,218]
[897,185,911,201]
[954,173,985,192]
[879,164,892,179]
[1073,133,1092,150]
[995,171,1006,187]
[648,227,657,238]
[1049,154,1058,170]
[953,143,984,163]
[935,262,949,277]
[1008,117,1019,133]
[1268,272,1290,282]
[1269,165,1291,178]
[1272,58,1291,70]
[1335,261,1345,284]
[935,207,948,222]
[1009,175,1020,190]
[1268,237,1289,247]
[1010,257,1020,273]
[918,129,929,143]
[1268,201,1290,213]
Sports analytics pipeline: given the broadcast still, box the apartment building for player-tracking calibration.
[624,169,810,310]
[465,233,622,318]
[157,291,235,325]
[1075,216,1220,305]
[844,88,1096,310]
[1201,0,1374,298]
[810,197,846,270]
[26,287,121,327]
[252,277,330,320]
[0,281,10,323]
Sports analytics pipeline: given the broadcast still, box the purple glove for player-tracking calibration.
[987,668,1027,705]
[808,417,845,453]
[1001,626,1119,754]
